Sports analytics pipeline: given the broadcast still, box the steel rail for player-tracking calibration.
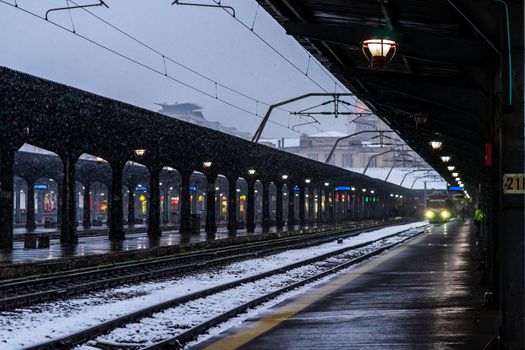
[26,222,426,350]
[0,220,411,309]
[144,226,428,350]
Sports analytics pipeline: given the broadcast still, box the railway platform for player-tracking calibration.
[0,221,384,266]
[0,225,302,264]
[195,220,498,349]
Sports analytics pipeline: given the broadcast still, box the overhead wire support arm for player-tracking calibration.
[45,0,108,20]
[411,174,442,189]
[363,147,404,175]
[251,93,353,143]
[172,0,236,17]
[325,130,395,164]
[291,118,320,131]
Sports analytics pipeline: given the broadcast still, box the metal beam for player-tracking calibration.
[251,93,353,142]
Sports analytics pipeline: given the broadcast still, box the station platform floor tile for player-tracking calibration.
[194,220,497,350]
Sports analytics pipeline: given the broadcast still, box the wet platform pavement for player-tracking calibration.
[195,220,497,350]
[0,224,306,264]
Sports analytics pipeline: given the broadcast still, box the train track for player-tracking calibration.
[24,224,428,350]
[0,220,413,310]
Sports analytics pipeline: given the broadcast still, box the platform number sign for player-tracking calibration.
[503,174,525,194]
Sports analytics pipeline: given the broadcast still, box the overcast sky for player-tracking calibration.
[0,0,358,138]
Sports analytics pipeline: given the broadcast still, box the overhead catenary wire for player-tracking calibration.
[0,0,303,134]
[65,0,76,33]
[66,0,328,134]
[210,0,360,114]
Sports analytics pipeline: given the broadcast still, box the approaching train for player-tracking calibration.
[424,192,455,223]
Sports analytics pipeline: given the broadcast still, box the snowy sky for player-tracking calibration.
[0,0,355,138]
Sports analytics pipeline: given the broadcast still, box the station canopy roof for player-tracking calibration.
[257,0,502,188]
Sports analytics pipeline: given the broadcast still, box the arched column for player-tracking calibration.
[109,161,125,240]
[83,182,91,229]
[227,176,237,233]
[316,186,323,223]
[0,146,15,249]
[56,179,63,226]
[275,182,283,228]
[324,188,332,223]
[179,170,192,233]
[262,181,270,232]
[287,185,295,226]
[25,177,36,231]
[60,153,78,244]
[307,187,315,224]
[148,165,162,237]
[127,185,135,226]
[299,186,306,226]
[205,174,218,234]
[246,180,256,232]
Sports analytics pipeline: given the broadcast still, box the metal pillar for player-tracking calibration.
[83,182,91,229]
[26,178,36,231]
[246,181,255,232]
[0,147,15,249]
[148,166,161,237]
[60,155,78,244]
[109,163,124,241]
[275,182,283,228]
[227,177,237,233]
[287,185,295,226]
[179,172,191,233]
[205,176,217,234]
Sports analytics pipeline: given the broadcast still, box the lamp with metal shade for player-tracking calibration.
[361,23,398,68]
[134,149,146,158]
[429,141,442,151]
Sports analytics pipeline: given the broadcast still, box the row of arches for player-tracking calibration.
[0,146,409,249]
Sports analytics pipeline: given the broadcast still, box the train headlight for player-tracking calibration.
[425,210,435,219]
[440,210,451,219]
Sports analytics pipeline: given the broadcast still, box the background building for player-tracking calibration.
[156,102,251,139]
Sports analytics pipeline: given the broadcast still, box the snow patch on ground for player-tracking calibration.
[0,221,426,349]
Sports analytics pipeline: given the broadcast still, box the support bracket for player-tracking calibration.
[45,0,108,20]
[252,93,353,143]
[172,0,236,17]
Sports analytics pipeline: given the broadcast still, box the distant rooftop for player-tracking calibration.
[308,131,348,138]
[156,102,250,139]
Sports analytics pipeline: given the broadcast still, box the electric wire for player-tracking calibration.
[210,0,360,114]
[66,0,328,134]
[0,0,301,134]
